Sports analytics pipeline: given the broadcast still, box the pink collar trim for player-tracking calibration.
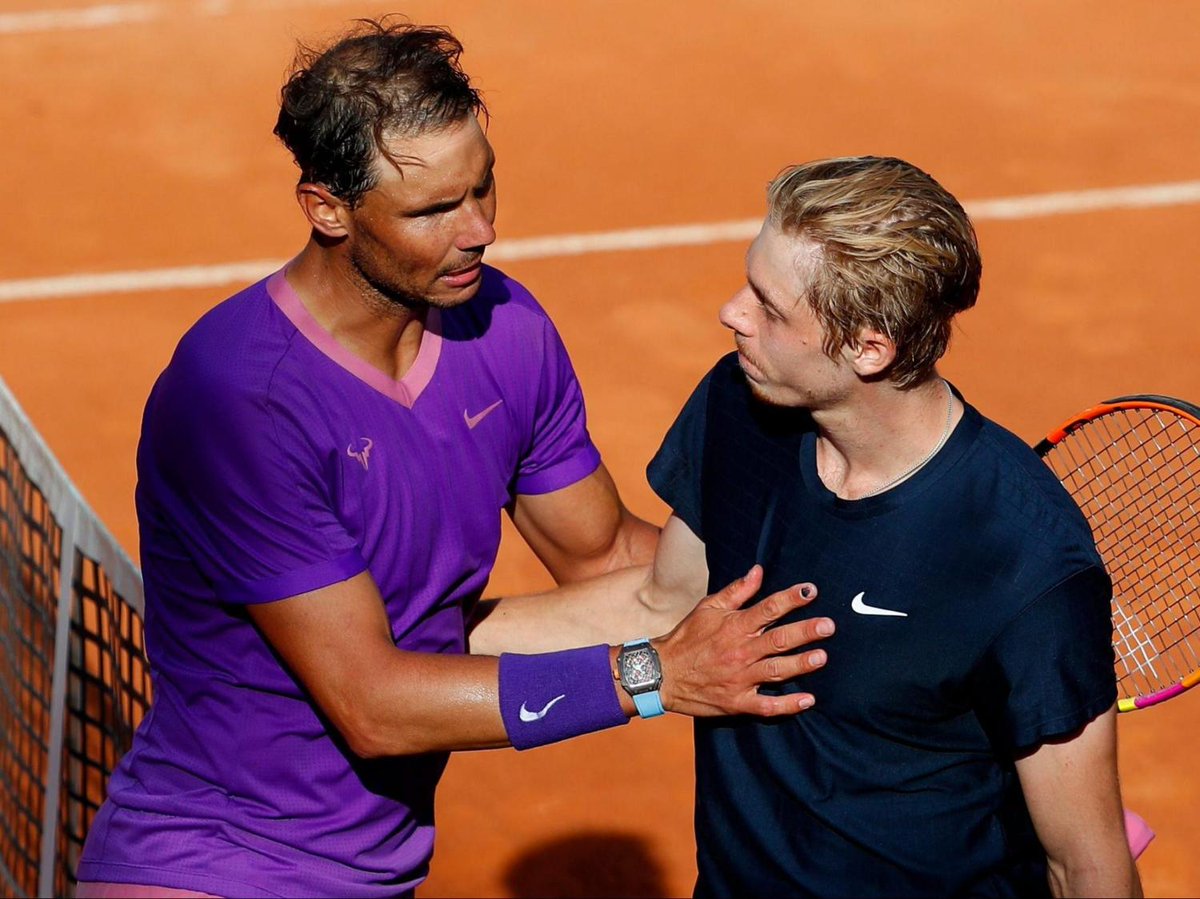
[266,267,442,408]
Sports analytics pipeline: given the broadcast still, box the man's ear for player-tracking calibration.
[296,183,351,239]
[844,328,896,378]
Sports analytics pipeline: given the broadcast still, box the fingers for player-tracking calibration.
[705,569,820,622]
[662,566,832,720]
[736,648,828,717]
[756,646,828,685]
[742,610,833,717]
[704,564,764,611]
[753,582,819,630]
[760,615,835,654]
[743,691,818,716]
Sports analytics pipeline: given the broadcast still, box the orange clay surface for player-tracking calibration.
[2,1,1199,896]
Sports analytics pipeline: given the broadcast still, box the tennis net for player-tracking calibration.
[0,375,147,898]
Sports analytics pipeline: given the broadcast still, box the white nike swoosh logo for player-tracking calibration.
[851,592,908,617]
[464,400,504,429]
[519,694,566,722]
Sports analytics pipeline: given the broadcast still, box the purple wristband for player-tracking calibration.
[498,644,629,750]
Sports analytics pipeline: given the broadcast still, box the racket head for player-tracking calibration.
[1036,395,1200,712]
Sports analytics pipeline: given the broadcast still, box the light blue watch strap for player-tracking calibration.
[622,637,665,719]
[632,689,665,718]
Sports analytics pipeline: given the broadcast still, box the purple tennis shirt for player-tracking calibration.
[76,265,601,897]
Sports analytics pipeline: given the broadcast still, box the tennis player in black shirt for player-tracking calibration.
[645,157,1141,897]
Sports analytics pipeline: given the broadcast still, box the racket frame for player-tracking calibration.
[1036,394,1200,712]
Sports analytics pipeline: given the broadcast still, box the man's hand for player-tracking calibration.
[655,564,833,717]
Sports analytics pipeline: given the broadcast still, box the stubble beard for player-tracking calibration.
[349,245,482,316]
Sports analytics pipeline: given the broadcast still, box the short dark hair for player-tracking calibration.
[767,156,981,388]
[274,18,486,207]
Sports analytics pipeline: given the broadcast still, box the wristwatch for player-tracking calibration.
[616,638,665,718]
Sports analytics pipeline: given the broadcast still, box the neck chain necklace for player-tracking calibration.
[860,379,954,498]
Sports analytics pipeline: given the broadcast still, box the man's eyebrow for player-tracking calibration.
[405,156,495,215]
[747,275,786,316]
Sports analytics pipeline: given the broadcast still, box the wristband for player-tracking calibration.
[498,644,629,750]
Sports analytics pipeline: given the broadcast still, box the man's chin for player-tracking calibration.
[741,373,801,410]
[424,278,484,309]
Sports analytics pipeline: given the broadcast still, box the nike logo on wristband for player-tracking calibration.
[851,591,908,617]
[519,694,566,722]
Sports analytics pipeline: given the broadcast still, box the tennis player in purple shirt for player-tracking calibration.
[75,19,833,898]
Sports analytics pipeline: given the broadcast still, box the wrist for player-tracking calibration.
[609,645,637,717]
[614,637,665,719]
[650,636,673,713]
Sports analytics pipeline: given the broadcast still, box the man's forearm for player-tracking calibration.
[293,568,826,757]
[1018,709,1142,899]
[467,562,688,655]
[1047,854,1142,898]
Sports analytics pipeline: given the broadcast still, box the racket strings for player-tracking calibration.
[1043,407,1200,703]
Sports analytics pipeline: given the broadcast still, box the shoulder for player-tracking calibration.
[974,415,1086,523]
[680,352,750,424]
[957,407,1102,576]
[706,352,813,442]
[443,266,585,400]
[478,265,547,314]
[167,276,297,399]
[146,276,306,447]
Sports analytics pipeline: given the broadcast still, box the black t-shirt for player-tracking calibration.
[648,354,1116,899]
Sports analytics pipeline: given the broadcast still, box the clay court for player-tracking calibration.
[1,1,1199,895]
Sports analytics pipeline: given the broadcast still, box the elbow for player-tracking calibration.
[611,513,661,570]
[1045,853,1142,899]
[339,716,428,759]
[332,706,387,759]
[341,725,391,760]
[634,576,698,634]
[330,696,423,759]
[1045,857,1068,898]
[560,515,660,583]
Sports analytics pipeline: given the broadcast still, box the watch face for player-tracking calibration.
[621,646,661,693]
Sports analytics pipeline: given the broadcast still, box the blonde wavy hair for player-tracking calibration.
[767,156,981,388]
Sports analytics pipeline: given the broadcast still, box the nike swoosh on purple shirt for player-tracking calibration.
[464,400,504,429]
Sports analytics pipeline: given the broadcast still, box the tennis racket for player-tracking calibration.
[1035,395,1200,712]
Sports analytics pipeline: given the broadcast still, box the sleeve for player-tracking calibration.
[512,313,602,495]
[646,366,714,541]
[140,364,367,605]
[969,565,1117,754]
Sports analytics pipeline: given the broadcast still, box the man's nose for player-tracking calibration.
[719,288,753,333]
[460,200,496,250]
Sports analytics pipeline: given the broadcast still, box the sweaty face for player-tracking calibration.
[346,116,497,309]
[718,225,848,408]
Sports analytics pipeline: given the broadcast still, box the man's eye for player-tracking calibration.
[411,204,454,218]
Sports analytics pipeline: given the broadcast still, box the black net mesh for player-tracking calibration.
[0,401,148,898]
[0,426,61,899]
[55,554,151,897]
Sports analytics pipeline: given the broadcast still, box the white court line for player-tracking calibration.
[0,2,158,33]
[0,0,348,34]
[2,179,1200,304]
